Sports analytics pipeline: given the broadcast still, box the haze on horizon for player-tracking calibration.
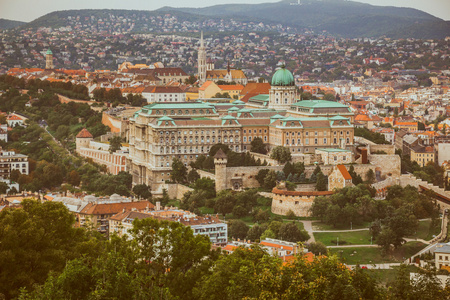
[0,0,449,23]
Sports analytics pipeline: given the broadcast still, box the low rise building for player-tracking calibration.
[0,148,29,179]
[75,128,128,175]
[109,206,227,246]
[410,145,435,167]
[435,243,450,269]
[315,148,353,165]
[328,165,353,190]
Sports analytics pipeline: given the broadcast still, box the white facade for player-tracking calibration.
[143,91,186,103]
[268,85,297,110]
[438,143,450,166]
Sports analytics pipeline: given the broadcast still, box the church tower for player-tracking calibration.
[45,48,54,69]
[197,31,207,84]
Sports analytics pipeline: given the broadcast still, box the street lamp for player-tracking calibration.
[337,237,339,246]
[351,221,352,230]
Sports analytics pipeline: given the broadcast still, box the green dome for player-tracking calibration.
[46,48,52,55]
[271,65,294,86]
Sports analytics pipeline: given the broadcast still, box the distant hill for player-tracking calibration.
[0,18,26,30]
[20,0,450,38]
[159,0,450,39]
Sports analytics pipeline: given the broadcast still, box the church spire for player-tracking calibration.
[198,31,207,85]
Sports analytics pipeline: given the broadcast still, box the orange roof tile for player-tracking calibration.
[76,128,93,138]
[337,165,352,180]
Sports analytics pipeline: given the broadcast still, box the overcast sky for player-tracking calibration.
[0,0,449,22]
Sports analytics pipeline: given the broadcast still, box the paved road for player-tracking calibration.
[404,237,430,245]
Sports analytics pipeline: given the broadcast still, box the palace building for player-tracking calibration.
[128,67,354,185]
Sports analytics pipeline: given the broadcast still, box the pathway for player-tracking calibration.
[299,220,315,243]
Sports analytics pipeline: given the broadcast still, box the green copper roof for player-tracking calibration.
[144,102,214,110]
[248,94,269,102]
[221,115,237,120]
[292,100,349,109]
[232,100,245,105]
[271,65,294,86]
[228,106,240,111]
[46,48,52,55]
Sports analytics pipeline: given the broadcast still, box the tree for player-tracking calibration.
[229,220,249,239]
[187,169,200,183]
[256,169,270,187]
[132,184,152,200]
[366,169,375,184]
[0,200,98,299]
[286,209,297,220]
[263,170,277,190]
[0,182,8,194]
[270,146,291,163]
[9,169,21,182]
[68,170,81,186]
[316,171,327,191]
[278,222,310,242]
[192,177,216,199]
[170,158,187,183]
[307,241,328,256]
[214,190,236,215]
[108,136,122,153]
[250,137,267,154]
[246,224,267,242]
[283,162,295,178]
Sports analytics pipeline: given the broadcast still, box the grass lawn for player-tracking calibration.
[407,219,440,241]
[314,230,372,246]
[199,206,214,214]
[369,265,420,285]
[329,242,426,265]
[312,221,371,231]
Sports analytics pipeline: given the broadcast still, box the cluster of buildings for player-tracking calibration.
[52,193,227,246]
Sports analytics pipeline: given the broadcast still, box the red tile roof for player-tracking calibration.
[337,165,352,180]
[76,128,93,138]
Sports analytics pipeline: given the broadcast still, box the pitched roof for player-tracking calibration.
[214,148,228,159]
[80,201,154,215]
[337,165,352,180]
[76,128,93,138]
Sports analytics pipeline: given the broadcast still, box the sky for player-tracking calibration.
[0,0,449,22]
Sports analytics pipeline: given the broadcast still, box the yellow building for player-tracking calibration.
[411,145,435,167]
[199,81,221,98]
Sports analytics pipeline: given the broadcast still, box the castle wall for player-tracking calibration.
[368,144,395,155]
[151,183,194,199]
[271,188,333,217]
[223,165,283,190]
[399,174,450,212]
[197,170,216,180]
[368,154,401,178]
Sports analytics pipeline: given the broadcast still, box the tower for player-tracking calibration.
[268,65,297,110]
[45,48,54,69]
[197,31,207,84]
[75,128,93,153]
[214,149,228,191]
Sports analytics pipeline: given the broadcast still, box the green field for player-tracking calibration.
[312,221,371,231]
[369,265,420,285]
[330,242,426,265]
[407,219,441,241]
[314,230,372,246]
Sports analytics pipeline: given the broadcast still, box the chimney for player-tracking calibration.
[361,148,368,164]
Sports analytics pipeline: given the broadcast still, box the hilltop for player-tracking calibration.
[0,18,26,30]
[159,0,450,38]
[16,1,450,38]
